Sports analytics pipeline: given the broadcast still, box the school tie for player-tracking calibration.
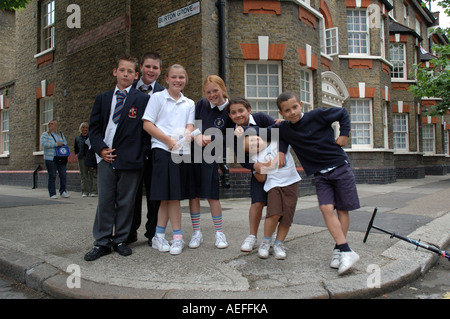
[113,90,127,124]
[139,85,152,94]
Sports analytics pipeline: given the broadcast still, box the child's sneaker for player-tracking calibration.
[273,242,287,260]
[215,232,228,249]
[270,232,277,247]
[338,250,360,275]
[152,236,170,252]
[240,235,257,252]
[170,239,185,255]
[330,249,341,269]
[258,239,271,259]
[188,231,203,249]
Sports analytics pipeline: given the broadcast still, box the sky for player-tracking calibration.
[429,1,450,29]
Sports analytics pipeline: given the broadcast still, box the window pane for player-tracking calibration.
[268,64,278,74]
[258,75,268,86]
[247,75,256,86]
[247,86,257,98]
[258,64,267,74]
[246,64,256,74]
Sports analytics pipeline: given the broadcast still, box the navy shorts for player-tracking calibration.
[314,164,360,211]
[250,174,268,204]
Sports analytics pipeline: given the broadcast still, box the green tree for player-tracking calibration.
[0,0,32,11]
[410,1,450,115]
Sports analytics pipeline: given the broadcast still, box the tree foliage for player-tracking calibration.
[410,1,450,115]
[0,0,32,11]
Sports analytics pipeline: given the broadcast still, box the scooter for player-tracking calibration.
[363,208,450,261]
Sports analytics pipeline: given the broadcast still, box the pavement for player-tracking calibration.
[0,175,449,300]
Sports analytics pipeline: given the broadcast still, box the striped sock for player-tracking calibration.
[173,228,183,241]
[190,212,201,232]
[212,214,223,232]
[156,226,166,238]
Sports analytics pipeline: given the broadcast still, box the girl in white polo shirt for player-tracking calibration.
[143,64,195,255]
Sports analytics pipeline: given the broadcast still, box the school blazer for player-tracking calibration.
[89,87,150,170]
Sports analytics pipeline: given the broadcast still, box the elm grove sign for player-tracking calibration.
[158,2,201,28]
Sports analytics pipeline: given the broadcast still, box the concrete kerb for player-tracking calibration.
[1,211,448,299]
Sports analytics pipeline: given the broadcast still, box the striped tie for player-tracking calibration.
[139,85,152,94]
[113,90,127,124]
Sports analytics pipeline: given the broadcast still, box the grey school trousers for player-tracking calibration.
[92,160,143,247]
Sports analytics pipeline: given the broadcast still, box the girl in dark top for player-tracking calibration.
[188,75,231,250]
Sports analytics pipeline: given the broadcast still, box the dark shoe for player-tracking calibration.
[113,243,132,256]
[125,235,137,245]
[84,246,111,261]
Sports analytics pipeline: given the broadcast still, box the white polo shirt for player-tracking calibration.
[250,142,301,192]
[142,89,195,154]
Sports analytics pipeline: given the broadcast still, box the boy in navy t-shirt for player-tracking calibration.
[249,91,360,275]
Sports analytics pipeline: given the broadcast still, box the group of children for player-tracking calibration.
[84,53,360,276]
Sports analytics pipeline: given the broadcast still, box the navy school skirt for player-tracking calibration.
[150,148,196,201]
[192,160,220,200]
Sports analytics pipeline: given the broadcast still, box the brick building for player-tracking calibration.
[0,0,448,196]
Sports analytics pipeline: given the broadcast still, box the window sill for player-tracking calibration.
[34,47,55,59]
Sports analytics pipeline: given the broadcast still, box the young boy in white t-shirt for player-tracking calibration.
[244,135,301,260]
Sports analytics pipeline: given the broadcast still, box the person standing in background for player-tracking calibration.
[40,120,70,199]
[74,122,97,197]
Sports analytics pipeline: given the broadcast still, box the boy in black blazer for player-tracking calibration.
[128,52,166,246]
[84,55,150,261]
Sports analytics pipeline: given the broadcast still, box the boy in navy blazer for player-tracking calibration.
[84,55,150,261]
[128,52,165,246]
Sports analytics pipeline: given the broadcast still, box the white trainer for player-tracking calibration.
[273,242,287,260]
[152,236,170,252]
[258,239,271,259]
[330,249,341,269]
[338,250,360,275]
[61,191,70,198]
[240,235,257,252]
[215,232,228,249]
[170,239,185,255]
[188,231,203,249]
